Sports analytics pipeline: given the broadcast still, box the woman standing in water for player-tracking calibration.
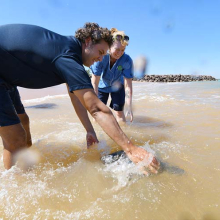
[91,28,133,123]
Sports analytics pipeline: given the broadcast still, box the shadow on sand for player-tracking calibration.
[25,103,57,109]
[132,115,173,128]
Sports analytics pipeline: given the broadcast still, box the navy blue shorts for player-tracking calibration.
[98,85,125,111]
[0,80,25,127]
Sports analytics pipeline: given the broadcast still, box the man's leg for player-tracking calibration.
[0,84,29,169]
[0,123,27,169]
[9,87,32,147]
[18,113,32,147]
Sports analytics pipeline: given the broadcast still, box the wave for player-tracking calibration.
[23,94,68,104]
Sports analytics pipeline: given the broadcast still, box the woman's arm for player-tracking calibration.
[124,77,133,122]
[91,74,100,95]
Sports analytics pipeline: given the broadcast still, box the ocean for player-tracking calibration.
[0,81,220,219]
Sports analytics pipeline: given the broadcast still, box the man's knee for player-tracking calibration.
[12,128,27,149]
[18,113,30,126]
[0,124,27,152]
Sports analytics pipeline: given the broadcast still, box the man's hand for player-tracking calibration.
[86,131,99,148]
[126,146,160,175]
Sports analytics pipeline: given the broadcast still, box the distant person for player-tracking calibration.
[91,28,134,123]
[0,23,159,174]
[133,55,147,79]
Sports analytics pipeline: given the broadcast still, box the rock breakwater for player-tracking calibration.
[133,75,217,82]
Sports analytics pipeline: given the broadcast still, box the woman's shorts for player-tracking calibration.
[0,79,25,127]
[98,85,125,111]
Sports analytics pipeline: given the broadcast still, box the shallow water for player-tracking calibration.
[0,81,220,219]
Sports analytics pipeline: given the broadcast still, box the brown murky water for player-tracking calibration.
[1,81,219,220]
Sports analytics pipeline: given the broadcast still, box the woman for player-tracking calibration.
[91,28,133,123]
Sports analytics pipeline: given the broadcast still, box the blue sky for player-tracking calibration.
[1,0,220,79]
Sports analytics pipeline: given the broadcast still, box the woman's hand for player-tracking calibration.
[124,77,133,122]
[125,107,133,122]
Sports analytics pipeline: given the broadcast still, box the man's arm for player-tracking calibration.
[73,88,160,174]
[91,74,100,95]
[124,77,133,122]
[66,85,98,147]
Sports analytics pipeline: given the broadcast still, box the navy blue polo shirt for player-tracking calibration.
[0,24,92,92]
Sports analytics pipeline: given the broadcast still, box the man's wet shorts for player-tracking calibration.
[98,85,125,111]
[0,79,25,127]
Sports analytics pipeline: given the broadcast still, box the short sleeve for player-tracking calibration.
[90,61,103,76]
[54,56,93,92]
[123,56,134,79]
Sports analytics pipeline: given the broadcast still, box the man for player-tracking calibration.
[0,23,159,173]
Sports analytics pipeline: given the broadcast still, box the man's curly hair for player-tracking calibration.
[75,22,113,47]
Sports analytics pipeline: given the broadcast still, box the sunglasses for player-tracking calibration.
[113,34,129,42]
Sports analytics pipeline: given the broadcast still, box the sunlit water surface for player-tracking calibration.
[0,81,220,220]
